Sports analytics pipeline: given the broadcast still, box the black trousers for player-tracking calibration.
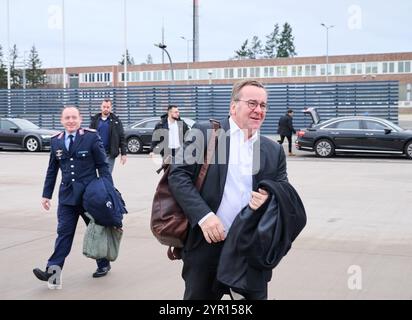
[181,237,267,300]
[278,135,292,153]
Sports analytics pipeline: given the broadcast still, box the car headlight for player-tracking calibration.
[41,135,52,139]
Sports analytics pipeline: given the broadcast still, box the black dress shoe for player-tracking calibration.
[33,268,52,281]
[92,265,111,278]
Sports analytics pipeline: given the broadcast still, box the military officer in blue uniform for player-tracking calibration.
[33,106,114,288]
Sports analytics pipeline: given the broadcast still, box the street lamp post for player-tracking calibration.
[6,0,11,116]
[123,0,128,87]
[180,36,192,64]
[180,36,193,83]
[6,0,11,90]
[321,23,334,83]
[154,43,174,84]
[62,0,66,89]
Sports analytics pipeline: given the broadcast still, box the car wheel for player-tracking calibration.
[314,139,335,158]
[405,141,412,159]
[25,137,40,152]
[127,137,143,154]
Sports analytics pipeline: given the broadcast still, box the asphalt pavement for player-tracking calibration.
[0,144,411,300]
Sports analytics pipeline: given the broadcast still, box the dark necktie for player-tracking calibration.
[68,135,74,153]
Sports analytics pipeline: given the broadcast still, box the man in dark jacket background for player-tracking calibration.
[90,98,127,173]
[149,105,189,160]
[277,109,296,156]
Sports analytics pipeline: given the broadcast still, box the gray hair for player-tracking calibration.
[231,80,267,102]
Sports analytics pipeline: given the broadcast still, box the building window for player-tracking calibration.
[224,68,234,79]
[199,69,208,80]
[365,62,378,74]
[335,64,347,76]
[176,70,185,80]
[156,71,163,81]
[104,73,111,82]
[304,65,316,76]
[320,65,332,76]
[291,66,303,77]
[277,66,288,77]
[237,68,248,78]
[249,67,260,78]
[188,69,198,80]
[398,61,411,73]
[263,67,274,78]
[350,63,363,75]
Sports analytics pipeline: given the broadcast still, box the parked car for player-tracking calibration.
[295,108,412,159]
[0,118,59,152]
[125,117,195,154]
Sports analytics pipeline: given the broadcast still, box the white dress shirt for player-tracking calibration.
[199,117,258,234]
[168,119,181,149]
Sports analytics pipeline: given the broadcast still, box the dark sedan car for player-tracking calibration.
[0,118,59,152]
[125,117,195,154]
[296,108,412,159]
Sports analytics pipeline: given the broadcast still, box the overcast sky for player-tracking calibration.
[1,0,411,68]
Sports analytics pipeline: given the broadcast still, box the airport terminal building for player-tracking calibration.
[44,52,412,104]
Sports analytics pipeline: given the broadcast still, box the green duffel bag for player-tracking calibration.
[107,227,123,261]
[83,213,123,261]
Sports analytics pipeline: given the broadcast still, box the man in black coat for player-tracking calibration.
[149,105,189,160]
[90,98,127,173]
[277,109,296,156]
[168,80,288,300]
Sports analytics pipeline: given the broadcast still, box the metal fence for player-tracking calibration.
[0,81,399,134]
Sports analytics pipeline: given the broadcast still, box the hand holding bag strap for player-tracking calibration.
[195,120,221,190]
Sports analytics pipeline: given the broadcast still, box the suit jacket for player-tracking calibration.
[150,113,189,155]
[168,117,288,252]
[42,128,113,206]
[217,179,307,292]
[277,114,296,136]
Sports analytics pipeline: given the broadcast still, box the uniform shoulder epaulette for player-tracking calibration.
[78,128,97,136]
[51,131,64,139]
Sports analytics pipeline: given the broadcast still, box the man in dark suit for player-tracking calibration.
[168,80,288,300]
[149,105,189,161]
[33,106,114,289]
[277,109,296,156]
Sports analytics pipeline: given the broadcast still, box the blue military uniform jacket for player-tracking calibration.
[42,128,113,206]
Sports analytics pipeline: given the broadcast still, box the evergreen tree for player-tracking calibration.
[234,40,250,59]
[26,45,46,88]
[0,45,7,88]
[146,54,153,64]
[118,49,135,65]
[264,23,280,58]
[277,23,297,58]
[9,44,21,88]
[249,36,263,59]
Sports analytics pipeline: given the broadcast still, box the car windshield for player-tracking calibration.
[380,119,405,131]
[11,119,40,130]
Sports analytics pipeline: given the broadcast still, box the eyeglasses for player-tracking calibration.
[236,100,268,111]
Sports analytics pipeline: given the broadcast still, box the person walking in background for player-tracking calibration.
[90,98,127,173]
[277,109,296,156]
[149,105,189,161]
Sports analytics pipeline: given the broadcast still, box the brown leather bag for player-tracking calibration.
[151,120,220,260]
